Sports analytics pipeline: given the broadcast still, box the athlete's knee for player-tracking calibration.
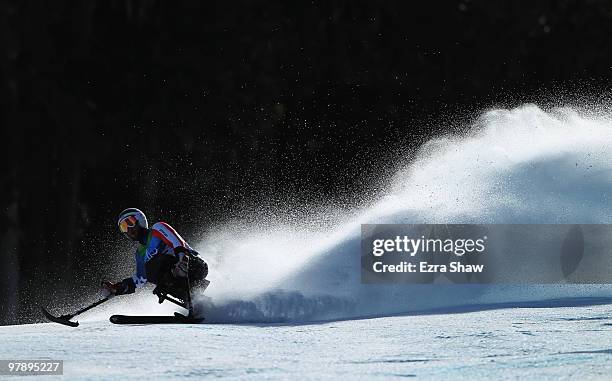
[189,257,208,281]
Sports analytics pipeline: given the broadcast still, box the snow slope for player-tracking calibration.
[4,303,612,380]
[6,104,612,380]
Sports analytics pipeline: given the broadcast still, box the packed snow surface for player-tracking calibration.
[4,302,612,380]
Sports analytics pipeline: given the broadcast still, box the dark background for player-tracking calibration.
[1,0,612,324]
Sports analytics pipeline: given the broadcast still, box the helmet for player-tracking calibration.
[117,208,148,233]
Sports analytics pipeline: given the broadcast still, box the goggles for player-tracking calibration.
[118,215,138,233]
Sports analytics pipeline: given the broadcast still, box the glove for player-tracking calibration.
[171,254,190,278]
[102,280,127,295]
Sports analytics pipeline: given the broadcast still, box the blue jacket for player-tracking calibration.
[121,222,195,293]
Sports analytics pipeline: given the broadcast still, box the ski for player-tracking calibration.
[41,295,113,328]
[109,312,204,325]
[41,308,80,327]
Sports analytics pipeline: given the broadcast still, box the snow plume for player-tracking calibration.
[83,104,612,324]
[191,104,612,323]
